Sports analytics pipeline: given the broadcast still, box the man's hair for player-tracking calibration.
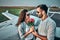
[36,4,48,13]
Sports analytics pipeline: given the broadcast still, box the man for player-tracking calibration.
[24,4,56,40]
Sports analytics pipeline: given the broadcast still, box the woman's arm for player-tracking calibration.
[23,26,34,38]
[18,25,25,39]
[23,31,31,38]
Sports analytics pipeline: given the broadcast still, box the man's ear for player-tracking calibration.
[42,11,45,14]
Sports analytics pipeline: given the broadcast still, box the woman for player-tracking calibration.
[16,9,35,40]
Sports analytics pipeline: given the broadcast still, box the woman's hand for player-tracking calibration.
[23,26,34,38]
[29,26,34,33]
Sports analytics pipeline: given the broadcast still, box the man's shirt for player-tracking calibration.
[36,17,56,40]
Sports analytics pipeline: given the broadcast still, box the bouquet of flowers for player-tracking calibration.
[27,18,35,27]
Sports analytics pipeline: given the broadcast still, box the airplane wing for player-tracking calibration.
[0,10,19,40]
[0,10,18,28]
[2,10,18,20]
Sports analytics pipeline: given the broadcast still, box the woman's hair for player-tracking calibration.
[16,9,28,26]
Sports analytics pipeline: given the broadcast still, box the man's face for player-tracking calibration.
[36,7,43,18]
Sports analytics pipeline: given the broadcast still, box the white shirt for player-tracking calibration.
[36,17,56,40]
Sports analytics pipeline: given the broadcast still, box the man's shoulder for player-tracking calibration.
[48,17,56,25]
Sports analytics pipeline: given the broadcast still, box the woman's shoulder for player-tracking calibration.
[18,22,26,27]
[18,22,23,27]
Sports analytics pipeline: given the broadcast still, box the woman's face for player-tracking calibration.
[25,12,30,23]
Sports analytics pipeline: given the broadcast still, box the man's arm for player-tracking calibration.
[47,22,56,40]
[32,31,47,40]
[27,26,47,40]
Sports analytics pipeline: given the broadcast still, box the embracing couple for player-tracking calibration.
[16,4,56,40]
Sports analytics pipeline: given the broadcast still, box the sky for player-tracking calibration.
[0,0,60,7]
